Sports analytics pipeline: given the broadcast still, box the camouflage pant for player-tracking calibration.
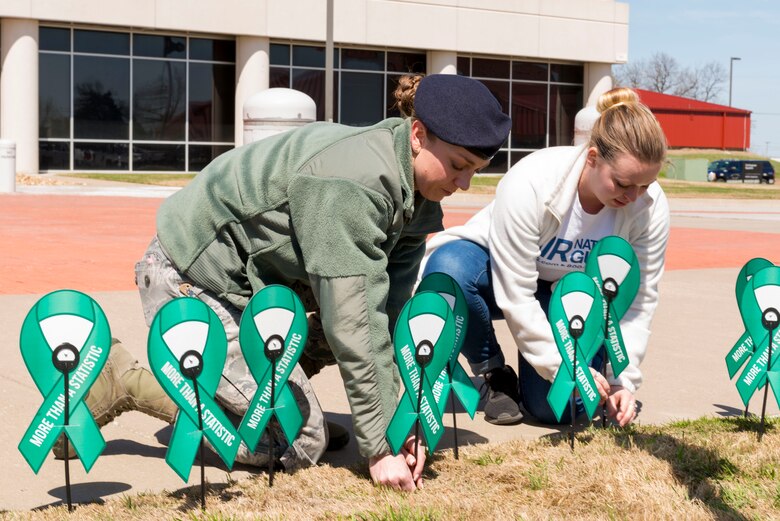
[134,237,328,471]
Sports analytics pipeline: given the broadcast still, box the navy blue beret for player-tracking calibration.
[414,74,511,160]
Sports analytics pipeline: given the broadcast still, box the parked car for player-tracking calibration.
[707,159,775,184]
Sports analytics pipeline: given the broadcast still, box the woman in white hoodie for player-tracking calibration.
[422,87,669,427]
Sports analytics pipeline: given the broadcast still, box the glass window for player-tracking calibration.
[270,44,290,66]
[511,83,547,149]
[190,38,235,62]
[291,69,338,122]
[293,45,325,68]
[548,84,583,146]
[134,35,186,59]
[342,48,383,71]
[132,144,185,171]
[40,27,70,52]
[340,72,383,126]
[40,142,69,170]
[513,61,548,82]
[550,64,583,84]
[472,58,510,79]
[292,69,324,122]
[510,150,531,167]
[189,63,235,142]
[479,80,510,114]
[270,43,428,123]
[74,56,130,140]
[189,144,233,171]
[457,57,470,76]
[331,71,339,122]
[41,28,244,172]
[458,54,584,168]
[74,30,129,55]
[482,151,508,174]
[270,67,291,88]
[40,54,71,138]
[74,142,128,170]
[386,52,426,74]
[133,59,186,141]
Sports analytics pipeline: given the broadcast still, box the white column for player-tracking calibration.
[1,18,38,175]
[583,62,613,107]
[428,51,457,75]
[234,35,269,147]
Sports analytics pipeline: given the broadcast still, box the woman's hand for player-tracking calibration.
[589,367,611,403]
[606,385,638,427]
[368,436,425,491]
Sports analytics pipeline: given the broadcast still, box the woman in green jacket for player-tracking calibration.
[124,73,510,490]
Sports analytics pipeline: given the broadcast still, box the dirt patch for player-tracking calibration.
[15,173,81,186]
[16,173,194,188]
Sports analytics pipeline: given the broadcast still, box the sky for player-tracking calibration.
[621,0,780,158]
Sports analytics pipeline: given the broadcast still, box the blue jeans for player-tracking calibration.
[423,239,603,425]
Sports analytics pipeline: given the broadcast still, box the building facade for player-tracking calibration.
[0,1,629,175]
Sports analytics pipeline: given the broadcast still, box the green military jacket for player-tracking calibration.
[157,118,443,457]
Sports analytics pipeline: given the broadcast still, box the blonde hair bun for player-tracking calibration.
[596,87,640,113]
[589,87,666,164]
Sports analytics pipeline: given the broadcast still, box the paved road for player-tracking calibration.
[1,185,779,511]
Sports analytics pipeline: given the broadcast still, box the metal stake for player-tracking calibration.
[63,371,72,512]
[759,329,773,442]
[192,378,205,510]
[570,337,578,450]
[414,367,426,463]
[269,358,277,487]
[448,367,459,460]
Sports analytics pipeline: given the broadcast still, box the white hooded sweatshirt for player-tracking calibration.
[423,145,670,393]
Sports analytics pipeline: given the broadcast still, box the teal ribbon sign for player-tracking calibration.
[546,272,605,422]
[19,290,111,473]
[735,266,780,407]
[584,236,640,376]
[416,273,479,418]
[386,291,456,454]
[238,285,307,451]
[148,297,239,481]
[726,258,774,379]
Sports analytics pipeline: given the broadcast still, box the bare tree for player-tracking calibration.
[673,68,700,98]
[647,52,679,93]
[695,62,726,102]
[613,60,646,89]
[612,52,727,103]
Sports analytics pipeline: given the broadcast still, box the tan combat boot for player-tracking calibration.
[53,338,178,459]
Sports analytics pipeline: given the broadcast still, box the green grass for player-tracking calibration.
[470,175,501,188]
[57,150,780,201]
[469,451,505,466]
[63,173,196,185]
[472,171,780,199]
[657,178,780,199]
[525,461,550,490]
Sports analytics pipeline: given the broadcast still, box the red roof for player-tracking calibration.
[635,89,751,115]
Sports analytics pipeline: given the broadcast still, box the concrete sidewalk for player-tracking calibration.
[2,189,780,511]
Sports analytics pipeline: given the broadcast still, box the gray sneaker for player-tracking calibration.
[482,365,523,425]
